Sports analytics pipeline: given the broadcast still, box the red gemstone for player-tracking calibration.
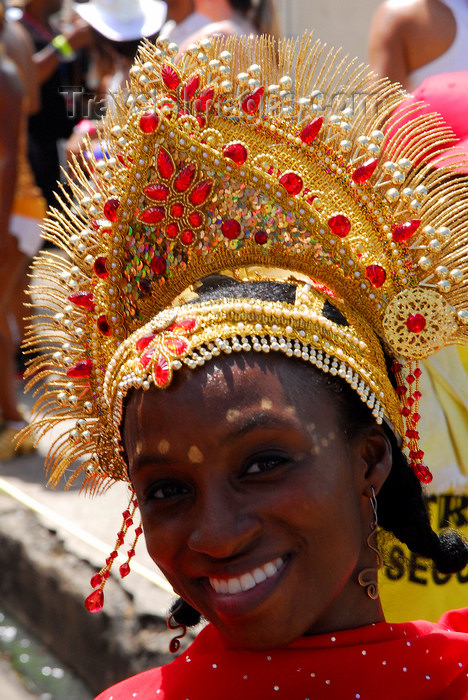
[183,74,200,102]
[223,142,248,165]
[139,206,165,224]
[242,86,265,115]
[116,153,130,168]
[164,336,188,355]
[222,219,241,239]
[103,198,120,222]
[279,171,303,196]
[171,203,184,217]
[90,573,102,588]
[196,115,206,129]
[180,229,195,245]
[67,359,93,378]
[157,148,175,179]
[174,163,196,192]
[392,219,421,242]
[171,318,196,333]
[414,367,422,378]
[365,265,386,288]
[97,315,112,336]
[93,257,108,279]
[195,85,215,113]
[90,218,107,231]
[396,386,407,395]
[68,291,95,311]
[151,255,166,275]
[153,355,170,387]
[413,390,422,400]
[135,526,143,536]
[119,562,131,578]
[140,347,155,369]
[328,214,351,238]
[139,111,159,133]
[407,374,415,384]
[136,334,155,351]
[401,407,411,417]
[138,278,152,295]
[406,313,426,333]
[413,413,421,423]
[352,158,379,184]
[144,184,169,201]
[161,63,180,91]
[188,211,203,227]
[255,230,268,245]
[300,117,324,143]
[128,548,136,558]
[166,222,179,239]
[189,179,212,205]
[85,589,104,613]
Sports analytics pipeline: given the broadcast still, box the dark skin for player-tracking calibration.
[124,353,392,650]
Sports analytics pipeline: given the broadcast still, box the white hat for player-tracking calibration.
[74,0,167,42]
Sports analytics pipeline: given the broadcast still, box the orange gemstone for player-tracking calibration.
[171,318,196,333]
[223,142,248,165]
[189,179,212,205]
[279,171,303,196]
[139,112,159,133]
[164,336,188,355]
[328,214,351,238]
[161,63,180,91]
[299,117,323,143]
[144,184,169,201]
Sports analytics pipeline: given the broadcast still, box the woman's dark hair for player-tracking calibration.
[164,276,468,627]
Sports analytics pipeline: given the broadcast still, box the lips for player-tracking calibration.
[208,557,285,595]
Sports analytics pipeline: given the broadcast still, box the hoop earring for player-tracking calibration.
[358,487,383,600]
[167,612,187,653]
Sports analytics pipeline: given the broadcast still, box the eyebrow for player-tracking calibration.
[225,411,300,443]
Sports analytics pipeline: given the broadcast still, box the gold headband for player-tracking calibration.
[25,34,468,496]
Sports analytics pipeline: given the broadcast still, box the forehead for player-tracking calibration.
[123,353,341,450]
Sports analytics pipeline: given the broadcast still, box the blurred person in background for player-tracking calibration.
[368,0,468,90]
[159,0,280,52]
[19,0,92,208]
[0,0,45,458]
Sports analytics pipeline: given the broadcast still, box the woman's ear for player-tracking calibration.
[355,426,393,497]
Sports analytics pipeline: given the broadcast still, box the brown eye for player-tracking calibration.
[244,453,288,475]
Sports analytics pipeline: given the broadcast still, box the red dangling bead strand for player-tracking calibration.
[118,521,143,580]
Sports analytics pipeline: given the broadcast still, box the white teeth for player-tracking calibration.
[209,557,284,596]
[252,567,267,584]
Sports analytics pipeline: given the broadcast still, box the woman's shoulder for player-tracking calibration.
[93,666,164,700]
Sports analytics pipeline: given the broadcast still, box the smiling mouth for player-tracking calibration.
[208,557,286,595]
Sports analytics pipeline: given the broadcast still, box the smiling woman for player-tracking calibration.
[24,32,468,700]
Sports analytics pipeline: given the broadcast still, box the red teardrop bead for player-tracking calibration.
[188,211,203,227]
[140,347,155,369]
[161,63,180,91]
[174,163,196,192]
[104,198,120,222]
[365,264,386,288]
[180,229,195,245]
[222,219,241,239]
[139,112,159,133]
[136,334,155,351]
[328,214,351,238]
[392,219,421,242]
[97,315,112,336]
[183,74,200,102]
[157,148,175,179]
[166,222,179,239]
[171,318,196,333]
[68,291,95,310]
[66,359,93,378]
[139,206,165,224]
[93,257,108,279]
[119,562,131,578]
[85,589,104,613]
[406,313,426,333]
[242,86,265,115]
[90,573,103,588]
[299,117,324,144]
[164,336,188,355]
[223,142,248,165]
[151,255,166,275]
[153,355,170,386]
[143,184,169,201]
[171,203,184,217]
[352,158,379,184]
[195,85,215,113]
[279,171,303,196]
[189,179,212,205]
[255,230,268,245]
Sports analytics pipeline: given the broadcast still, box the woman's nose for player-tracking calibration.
[187,490,261,559]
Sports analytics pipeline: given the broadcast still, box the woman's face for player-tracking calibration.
[125,354,387,649]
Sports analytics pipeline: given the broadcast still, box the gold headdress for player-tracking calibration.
[25,34,468,609]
